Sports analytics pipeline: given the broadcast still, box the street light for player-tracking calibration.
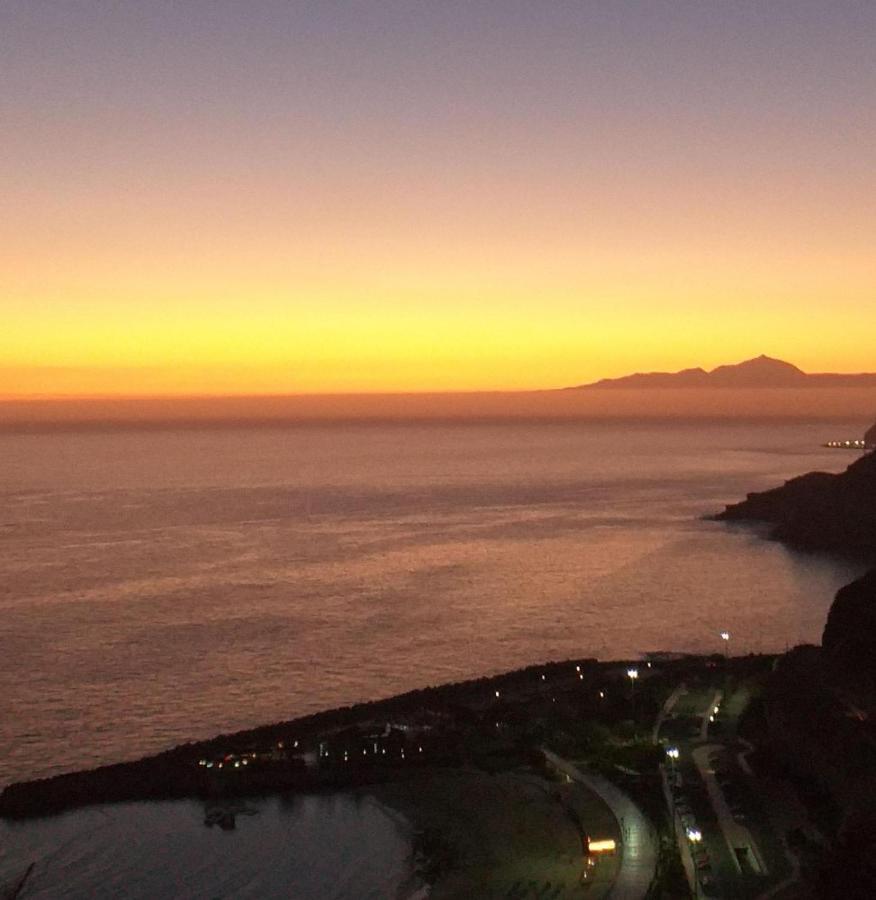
[626,668,639,719]
[686,827,703,897]
[720,631,730,659]
[666,747,680,835]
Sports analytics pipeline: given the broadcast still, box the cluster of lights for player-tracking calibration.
[321,740,422,762]
[686,827,702,843]
[665,746,680,761]
[199,751,262,770]
[825,439,866,449]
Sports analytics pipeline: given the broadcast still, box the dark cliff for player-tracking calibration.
[715,449,876,557]
[822,569,876,697]
[763,571,876,898]
[866,420,876,448]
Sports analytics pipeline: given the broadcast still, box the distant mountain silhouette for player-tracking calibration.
[573,355,876,389]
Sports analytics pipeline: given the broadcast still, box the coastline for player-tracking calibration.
[0,653,771,820]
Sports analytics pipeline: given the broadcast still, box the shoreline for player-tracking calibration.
[0,652,774,821]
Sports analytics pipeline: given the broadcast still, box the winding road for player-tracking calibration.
[543,748,657,899]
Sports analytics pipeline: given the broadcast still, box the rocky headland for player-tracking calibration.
[715,437,876,557]
[715,426,876,895]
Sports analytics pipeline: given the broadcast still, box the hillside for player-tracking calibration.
[715,445,876,556]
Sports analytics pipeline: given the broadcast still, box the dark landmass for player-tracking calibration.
[716,439,876,896]
[574,355,876,390]
[0,653,756,822]
[866,420,876,447]
[757,569,876,898]
[715,443,876,556]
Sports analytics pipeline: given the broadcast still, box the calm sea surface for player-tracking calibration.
[0,422,866,788]
[0,794,415,899]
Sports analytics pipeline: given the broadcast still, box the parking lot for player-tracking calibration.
[658,682,794,898]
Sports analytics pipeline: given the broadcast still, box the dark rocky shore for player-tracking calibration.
[715,433,876,895]
[0,670,493,819]
[0,651,762,823]
[715,439,876,556]
[0,657,615,820]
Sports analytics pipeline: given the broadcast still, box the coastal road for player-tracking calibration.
[543,748,657,900]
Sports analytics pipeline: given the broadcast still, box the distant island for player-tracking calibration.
[572,354,876,390]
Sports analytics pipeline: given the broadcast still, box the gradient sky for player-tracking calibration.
[2,1,875,396]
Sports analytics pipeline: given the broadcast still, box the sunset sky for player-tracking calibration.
[2,1,875,397]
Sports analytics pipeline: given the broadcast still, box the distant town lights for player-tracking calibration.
[626,668,639,680]
[666,746,680,760]
[686,828,703,843]
[720,631,730,642]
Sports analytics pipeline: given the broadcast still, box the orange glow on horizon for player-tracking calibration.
[3,4,874,401]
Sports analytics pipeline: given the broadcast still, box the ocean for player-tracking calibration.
[0,420,865,790]
[0,794,415,899]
